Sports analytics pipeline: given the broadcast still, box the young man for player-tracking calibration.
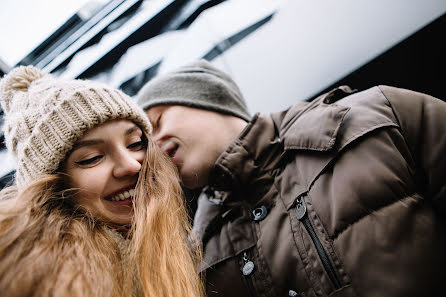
[136,60,446,297]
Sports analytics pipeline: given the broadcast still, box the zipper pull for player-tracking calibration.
[295,194,307,220]
[242,252,255,276]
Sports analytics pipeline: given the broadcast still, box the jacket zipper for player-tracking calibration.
[242,252,258,297]
[295,193,342,289]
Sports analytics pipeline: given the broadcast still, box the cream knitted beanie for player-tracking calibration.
[0,66,152,189]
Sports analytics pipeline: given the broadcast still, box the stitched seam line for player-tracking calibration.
[333,194,420,241]
[377,85,417,170]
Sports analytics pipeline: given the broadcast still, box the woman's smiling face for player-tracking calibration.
[64,119,146,225]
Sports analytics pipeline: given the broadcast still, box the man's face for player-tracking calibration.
[146,105,243,189]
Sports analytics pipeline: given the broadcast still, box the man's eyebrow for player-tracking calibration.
[71,139,104,151]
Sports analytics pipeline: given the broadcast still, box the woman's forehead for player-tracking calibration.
[80,119,141,139]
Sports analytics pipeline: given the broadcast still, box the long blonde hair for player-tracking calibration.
[0,136,203,297]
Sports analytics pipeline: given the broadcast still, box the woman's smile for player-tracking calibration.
[65,120,146,225]
[104,185,136,204]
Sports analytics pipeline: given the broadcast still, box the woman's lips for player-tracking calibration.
[107,198,133,206]
[104,186,136,204]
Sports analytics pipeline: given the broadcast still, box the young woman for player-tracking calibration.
[0,66,203,297]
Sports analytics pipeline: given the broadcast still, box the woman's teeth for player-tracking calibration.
[110,189,135,201]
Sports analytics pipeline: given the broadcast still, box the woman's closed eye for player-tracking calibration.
[127,140,144,150]
[75,155,103,166]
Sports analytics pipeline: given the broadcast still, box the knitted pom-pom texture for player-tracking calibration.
[0,66,46,113]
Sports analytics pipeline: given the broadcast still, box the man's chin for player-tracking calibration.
[180,173,204,190]
[180,180,201,190]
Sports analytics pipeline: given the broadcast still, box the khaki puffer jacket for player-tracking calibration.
[193,86,446,297]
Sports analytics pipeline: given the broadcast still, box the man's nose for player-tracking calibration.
[112,150,142,178]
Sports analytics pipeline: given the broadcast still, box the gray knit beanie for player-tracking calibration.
[136,59,251,122]
[0,66,152,189]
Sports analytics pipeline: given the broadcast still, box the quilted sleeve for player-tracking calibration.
[379,85,446,213]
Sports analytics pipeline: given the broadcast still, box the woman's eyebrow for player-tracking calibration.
[71,139,104,151]
[71,125,140,152]
[125,125,140,135]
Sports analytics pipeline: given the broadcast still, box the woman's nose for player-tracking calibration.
[112,150,142,178]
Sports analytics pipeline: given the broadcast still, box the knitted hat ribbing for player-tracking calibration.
[0,66,152,189]
[136,59,251,122]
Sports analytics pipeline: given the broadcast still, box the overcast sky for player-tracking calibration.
[0,0,93,68]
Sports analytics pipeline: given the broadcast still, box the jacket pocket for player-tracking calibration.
[288,191,350,296]
[200,205,259,297]
[295,192,342,290]
[200,205,256,271]
[282,103,350,152]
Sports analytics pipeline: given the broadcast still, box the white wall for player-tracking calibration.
[214,0,446,114]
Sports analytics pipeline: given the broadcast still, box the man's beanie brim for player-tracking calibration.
[136,60,251,122]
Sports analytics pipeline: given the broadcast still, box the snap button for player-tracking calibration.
[288,290,299,297]
[252,205,268,221]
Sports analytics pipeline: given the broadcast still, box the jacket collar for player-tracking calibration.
[207,113,282,202]
[207,86,357,201]
[273,86,355,152]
